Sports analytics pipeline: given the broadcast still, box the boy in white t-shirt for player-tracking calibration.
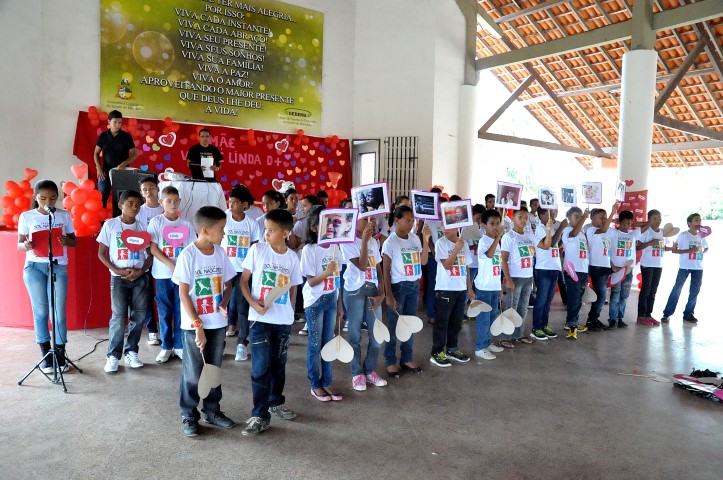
[173,206,236,437]
[137,177,164,346]
[97,190,153,373]
[662,213,708,324]
[149,186,198,363]
[240,209,303,436]
[636,209,669,325]
[584,203,617,331]
[560,207,590,339]
[606,210,645,328]
[474,210,506,356]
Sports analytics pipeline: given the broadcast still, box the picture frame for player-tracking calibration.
[410,190,439,220]
[351,182,390,219]
[582,182,603,204]
[615,181,626,202]
[560,185,577,207]
[317,208,359,246]
[441,199,473,230]
[538,186,558,209]
[495,181,523,210]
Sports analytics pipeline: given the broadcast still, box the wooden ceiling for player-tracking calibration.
[476,0,723,168]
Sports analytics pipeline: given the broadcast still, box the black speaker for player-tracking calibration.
[109,169,158,217]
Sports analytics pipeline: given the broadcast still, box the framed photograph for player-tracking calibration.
[351,182,390,219]
[582,182,603,204]
[538,186,558,209]
[441,199,473,230]
[495,181,523,210]
[560,185,577,207]
[615,181,626,202]
[317,208,359,246]
[410,190,439,220]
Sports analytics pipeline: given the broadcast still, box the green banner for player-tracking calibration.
[100,0,323,134]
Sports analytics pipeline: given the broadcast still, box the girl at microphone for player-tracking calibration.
[17,180,76,373]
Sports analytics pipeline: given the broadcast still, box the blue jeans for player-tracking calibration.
[179,327,225,420]
[306,292,337,389]
[107,274,149,359]
[23,262,68,345]
[155,278,183,350]
[385,280,420,366]
[144,272,157,333]
[249,322,291,421]
[587,266,611,321]
[343,283,382,376]
[475,289,499,351]
[425,257,437,318]
[564,271,588,327]
[532,269,559,330]
[608,271,633,322]
[502,276,533,339]
[663,269,703,318]
[98,175,112,209]
[227,273,250,346]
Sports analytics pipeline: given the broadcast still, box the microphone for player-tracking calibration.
[42,205,56,218]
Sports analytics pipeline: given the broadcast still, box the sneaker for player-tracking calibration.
[648,317,661,326]
[125,352,143,369]
[474,348,496,360]
[542,325,558,338]
[182,418,199,437]
[241,416,269,436]
[564,323,571,331]
[617,320,628,328]
[566,326,578,339]
[173,348,184,360]
[352,374,367,391]
[683,314,698,323]
[203,411,235,429]
[156,349,173,363]
[576,324,588,333]
[104,356,119,373]
[531,330,548,341]
[604,320,617,330]
[366,371,388,386]
[269,404,297,420]
[235,344,248,362]
[361,322,368,331]
[585,320,603,332]
[637,317,655,326]
[446,349,471,363]
[299,325,308,336]
[487,344,504,353]
[430,352,452,367]
[57,364,70,373]
[342,320,349,332]
[40,359,54,374]
[147,332,160,345]
[661,316,670,323]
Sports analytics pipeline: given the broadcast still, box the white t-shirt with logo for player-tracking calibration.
[148,215,197,279]
[675,231,707,270]
[382,232,424,283]
[534,225,562,271]
[300,244,340,308]
[639,228,665,268]
[475,235,502,291]
[341,237,382,291]
[137,204,163,230]
[241,243,303,325]
[18,209,74,265]
[172,243,236,330]
[608,228,641,268]
[425,220,445,244]
[97,217,149,275]
[586,228,612,268]
[434,237,471,291]
[561,226,589,273]
[501,230,535,278]
[222,212,261,272]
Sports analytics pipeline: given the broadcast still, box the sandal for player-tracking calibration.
[386,366,401,378]
[225,327,238,337]
[400,362,423,374]
[500,340,515,349]
[311,388,331,402]
[323,387,343,401]
[516,337,534,345]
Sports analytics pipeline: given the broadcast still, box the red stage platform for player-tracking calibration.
[0,229,111,330]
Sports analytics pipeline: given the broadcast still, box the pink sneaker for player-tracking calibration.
[365,371,388,387]
[352,374,366,391]
[648,317,661,326]
[636,317,655,326]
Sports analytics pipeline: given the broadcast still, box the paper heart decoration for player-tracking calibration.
[320,335,354,363]
[274,138,289,152]
[490,314,515,336]
[23,168,39,181]
[467,300,492,318]
[198,360,221,399]
[163,225,190,248]
[607,267,628,287]
[395,313,423,342]
[662,223,679,238]
[501,307,523,327]
[120,230,151,253]
[373,319,390,344]
[581,287,597,303]
[271,179,285,191]
[152,144,161,151]
[698,225,712,238]
[70,164,88,180]
[624,179,634,187]
[159,132,176,147]
[564,261,578,281]
[145,135,154,143]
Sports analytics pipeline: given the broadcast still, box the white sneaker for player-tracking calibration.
[173,348,184,360]
[235,344,248,362]
[474,349,496,360]
[104,356,119,373]
[156,349,172,363]
[487,344,504,353]
[299,326,308,336]
[147,332,160,345]
[124,352,143,369]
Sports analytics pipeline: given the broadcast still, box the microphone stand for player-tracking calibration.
[18,207,83,392]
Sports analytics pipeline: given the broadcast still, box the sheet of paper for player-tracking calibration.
[200,156,214,178]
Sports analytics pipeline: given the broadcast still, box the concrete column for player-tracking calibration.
[457,85,477,199]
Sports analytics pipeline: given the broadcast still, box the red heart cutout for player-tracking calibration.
[624,179,634,187]
[274,138,289,152]
[70,164,88,180]
[24,168,39,181]
[698,225,712,238]
[272,179,285,191]
[158,132,176,147]
[121,230,151,253]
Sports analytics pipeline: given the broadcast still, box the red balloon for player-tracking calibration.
[4,205,17,215]
[84,199,103,211]
[62,182,78,195]
[80,179,95,191]
[1,214,12,226]
[23,189,34,199]
[4,180,18,191]
[70,188,88,204]
[12,213,20,224]
[71,164,89,180]
[88,190,102,201]
[164,116,173,125]
[14,196,26,207]
[19,180,31,190]
[0,196,12,208]
[62,196,76,210]
[71,204,87,218]
[332,135,339,143]
[81,211,99,225]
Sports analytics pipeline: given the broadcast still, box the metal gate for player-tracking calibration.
[382,136,418,202]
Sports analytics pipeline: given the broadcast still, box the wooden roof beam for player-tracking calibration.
[478,132,612,158]
[602,139,723,154]
[654,114,723,142]
[493,0,570,24]
[478,76,534,134]
[654,38,707,111]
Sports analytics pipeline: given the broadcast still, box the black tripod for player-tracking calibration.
[18,207,83,392]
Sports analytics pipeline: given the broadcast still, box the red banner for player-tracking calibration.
[72,111,351,203]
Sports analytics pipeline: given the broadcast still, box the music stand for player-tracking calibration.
[18,207,83,392]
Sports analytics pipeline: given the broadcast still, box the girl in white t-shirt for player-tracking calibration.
[300,207,343,401]
[500,208,535,344]
[18,180,76,373]
[382,206,431,377]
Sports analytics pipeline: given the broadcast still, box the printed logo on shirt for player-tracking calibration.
[491,253,501,276]
[687,241,703,260]
[365,255,378,281]
[615,239,633,258]
[449,254,467,277]
[402,251,422,277]
[225,234,250,260]
[115,235,140,261]
[518,245,534,269]
[259,271,290,305]
[194,276,223,315]
[601,238,610,256]
[579,240,588,259]
[322,260,340,291]
[652,240,664,257]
